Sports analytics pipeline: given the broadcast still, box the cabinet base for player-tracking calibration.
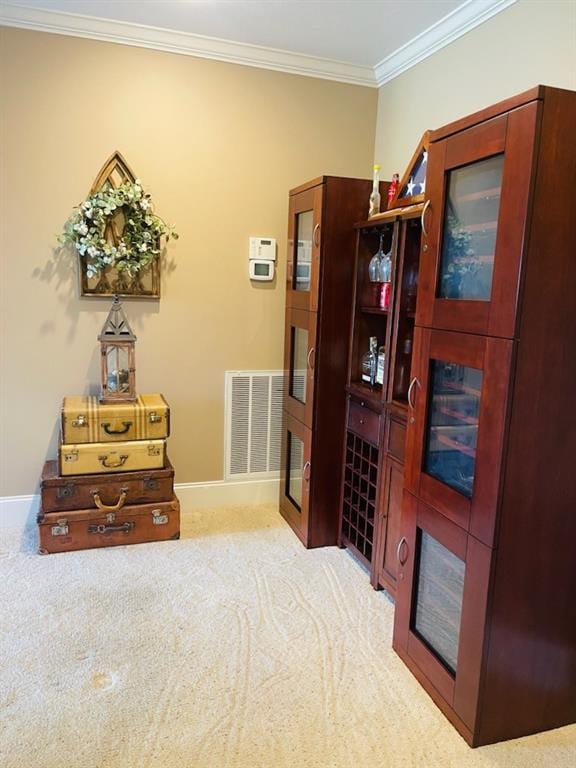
[392,642,474,747]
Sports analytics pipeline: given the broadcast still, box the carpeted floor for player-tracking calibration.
[1,504,574,768]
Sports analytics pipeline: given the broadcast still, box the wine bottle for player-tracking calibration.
[369,165,381,217]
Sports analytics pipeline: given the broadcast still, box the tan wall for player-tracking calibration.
[374,0,576,175]
[0,27,378,496]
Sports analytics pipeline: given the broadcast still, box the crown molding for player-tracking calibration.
[374,0,518,87]
[0,2,377,87]
[0,1,518,89]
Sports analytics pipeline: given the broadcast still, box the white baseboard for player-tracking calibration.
[0,478,280,532]
[175,478,279,509]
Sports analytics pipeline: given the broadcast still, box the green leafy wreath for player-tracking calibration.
[60,180,178,278]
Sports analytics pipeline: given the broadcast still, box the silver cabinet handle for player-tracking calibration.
[313,223,320,248]
[303,460,311,482]
[307,347,315,370]
[396,536,408,566]
[421,199,431,238]
[408,377,419,411]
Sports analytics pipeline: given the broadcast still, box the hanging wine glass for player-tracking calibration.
[378,249,392,283]
[368,232,385,282]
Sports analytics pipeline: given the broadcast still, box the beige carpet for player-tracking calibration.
[1,504,574,768]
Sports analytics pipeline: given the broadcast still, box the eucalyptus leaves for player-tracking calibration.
[60,181,178,278]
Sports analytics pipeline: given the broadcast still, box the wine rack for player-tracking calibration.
[341,431,379,565]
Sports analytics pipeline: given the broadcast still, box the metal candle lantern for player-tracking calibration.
[98,295,137,403]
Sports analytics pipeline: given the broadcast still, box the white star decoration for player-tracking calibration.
[420,179,426,194]
[406,178,415,195]
[422,150,428,164]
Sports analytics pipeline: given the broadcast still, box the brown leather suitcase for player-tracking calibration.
[37,496,180,554]
[40,459,175,513]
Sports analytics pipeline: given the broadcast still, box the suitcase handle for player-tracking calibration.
[98,454,128,469]
[101,421,132,435]
[88,522,135,534]
[92,489,128,512]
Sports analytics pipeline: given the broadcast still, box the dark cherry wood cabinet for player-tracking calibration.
[339,199,424,593]
[394,86,576,746]
[280,176,375,547]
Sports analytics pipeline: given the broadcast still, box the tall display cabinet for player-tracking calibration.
[279,176,380,548]
[339,136,428,595]
[393,86,576,746]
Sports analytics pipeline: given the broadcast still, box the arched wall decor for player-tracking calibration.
[80,151,161,299]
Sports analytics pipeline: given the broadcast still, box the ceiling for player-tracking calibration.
[0,1,517,86]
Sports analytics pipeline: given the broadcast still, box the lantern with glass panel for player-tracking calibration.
[98,295,137,403]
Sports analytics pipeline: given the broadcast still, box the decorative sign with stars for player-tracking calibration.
[388,131,430,210]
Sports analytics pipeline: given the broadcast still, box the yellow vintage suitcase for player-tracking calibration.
[61,394,169,444]
[59,438,166,476]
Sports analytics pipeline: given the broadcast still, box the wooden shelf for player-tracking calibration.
[347,382,383,410]
[443,381,481,397]
[460,220,498,233]
[435,433,477,458]
[455,186,501,203]
[360,305,389,315]
[451,254,494,264]
[439,406,478,425]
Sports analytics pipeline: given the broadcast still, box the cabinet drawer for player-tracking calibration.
[387,417,406,463]
[348,401,380,445]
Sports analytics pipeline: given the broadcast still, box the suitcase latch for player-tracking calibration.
[63,450,79,463]
[148,411,162,424]
[51,519,69,536]
[56,483,75,499]
[72,414,87,428]
[106,512,116,523]
[88,522,135,534]
[143,477,159,491]
[152,510,168,525]
[148,445,161,457]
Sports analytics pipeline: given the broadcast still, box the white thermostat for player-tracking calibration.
[249,237,276,281]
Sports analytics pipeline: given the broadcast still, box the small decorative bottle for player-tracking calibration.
[387,173,400,208]
[361,336,378,386]
[369,165,381,217]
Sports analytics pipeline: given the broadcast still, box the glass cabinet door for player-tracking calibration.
[405,328,513,547]
[393,493,491,728]
[283,307,317,428]
[437,155,503,303]
[418,102,538,338]
[279,412,312,543]
[286,183,323,312]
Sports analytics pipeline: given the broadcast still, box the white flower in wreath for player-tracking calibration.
[75,222,89,236]
[139,243,148,252]
[140,198,151,211]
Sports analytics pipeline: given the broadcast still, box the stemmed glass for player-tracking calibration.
[368,232,386,283]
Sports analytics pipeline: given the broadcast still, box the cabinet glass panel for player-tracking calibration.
[290,327,308,404]
[293,210,313,292]
[438,155,503,301]
[286,431,304,510]
[424,360,482,498]
[413,530,465,674]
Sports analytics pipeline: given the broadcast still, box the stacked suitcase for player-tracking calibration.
[38,394,180,554]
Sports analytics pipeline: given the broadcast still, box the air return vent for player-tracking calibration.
[224,371,284,480]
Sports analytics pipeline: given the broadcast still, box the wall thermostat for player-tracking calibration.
[249,237,276,282]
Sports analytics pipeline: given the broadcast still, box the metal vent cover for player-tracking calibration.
[224,371,284,480]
